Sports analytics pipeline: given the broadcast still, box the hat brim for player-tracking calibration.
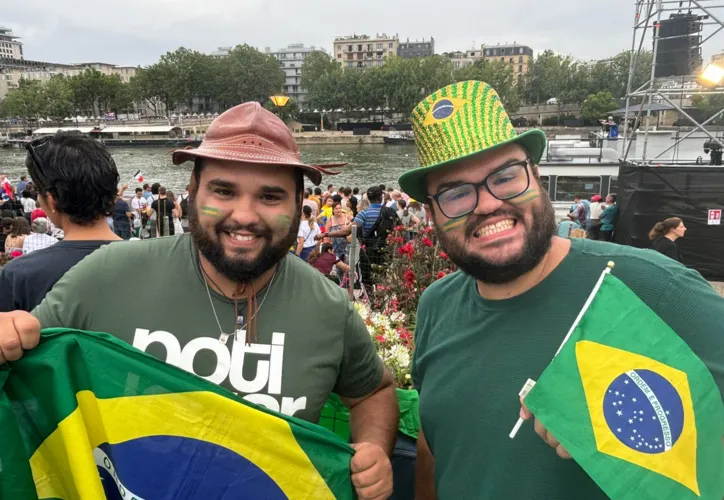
[398,129,548,202]
[171,148,346,187]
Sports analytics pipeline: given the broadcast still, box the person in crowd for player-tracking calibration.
[0,133,121,312]
[148,186,175,237]
[308,243,351,279]
[22,218,57,254]
[112,189,133,240]
[0,103,397,500]
[302,188,319,219]
[386,190,402,211]
[30,201,46,223]
[25,182,38,200]
[16,176,29,195]
[21,190,35,221]
[598,193,618,242]
[0,217,13,254]
[359,198,371,212]
[326,202,351,268]
[4,217,30,254]
[567,193,589,229]
[296,205,320,261]
[318,195,334,222]
[649,217,686,263]
[556,219,581,238]
[323,185,400,291]
[326,184,336,197]
[396,80,724,500]
[311,187,322,209]
[1,209,14,219]
[166,189,184,236]
[142,183,153,201]
[587,194,606,240]
[177,184,191,233]
[131,187,148,238]
[146,182,161,237]
[341,187,353,211]
[397,199,419,227]
[347,196,359,218]
[352,187,361,201]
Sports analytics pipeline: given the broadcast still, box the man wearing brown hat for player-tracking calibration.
[0,103,397,500]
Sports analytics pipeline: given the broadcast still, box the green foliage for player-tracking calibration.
[691,94,724,123]
[581,91,618,120]
[453,59,519,112]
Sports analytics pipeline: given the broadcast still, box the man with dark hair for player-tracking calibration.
[568,193,589,229]
[0,217,13,253]
[142,183,152,201]
[0,132,120,312]
[397,81,724,500]
[131,187,148,238]
[302,188,318,219]
[326,184,336,197]
[0,103,397,500]
[16,175,28,195]
[352,187,360,200]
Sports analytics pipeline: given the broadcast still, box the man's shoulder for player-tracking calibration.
[283,255,351,305]
[419,270,471,308]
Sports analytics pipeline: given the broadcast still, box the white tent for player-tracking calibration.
[171,113,178,118]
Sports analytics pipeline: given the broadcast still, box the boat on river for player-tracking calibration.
[31,125,202,148]
[384,132,415,145]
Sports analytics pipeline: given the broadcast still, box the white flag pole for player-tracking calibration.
[129,170,141,184]
[509,261,615,439]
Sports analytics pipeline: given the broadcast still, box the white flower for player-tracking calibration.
[389,312,406,324]
[389,344,411,368]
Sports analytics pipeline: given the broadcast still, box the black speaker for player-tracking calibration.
[654,14,703,77]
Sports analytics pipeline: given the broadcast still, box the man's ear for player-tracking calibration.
[39,192,57,213]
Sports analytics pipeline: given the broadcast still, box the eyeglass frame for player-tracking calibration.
[25,136,52,181]
[426,157,533,220]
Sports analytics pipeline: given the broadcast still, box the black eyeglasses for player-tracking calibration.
[25,136,52,179]
[428,158,532,219]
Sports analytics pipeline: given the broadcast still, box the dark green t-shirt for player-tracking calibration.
[412,238,724,499]
[32,234,384,423]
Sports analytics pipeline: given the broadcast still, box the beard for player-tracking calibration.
[435,195,557,285]
[189,202,300,283]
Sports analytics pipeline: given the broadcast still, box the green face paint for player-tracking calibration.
[274,214,293,231]
[442,214,470,233]
[200,206,223,218]
[509,189,540,206]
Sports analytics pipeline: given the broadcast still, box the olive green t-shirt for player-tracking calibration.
[32,234,384,423]
[412,238,724,499]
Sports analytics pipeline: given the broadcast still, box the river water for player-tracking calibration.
[0,144,419,193]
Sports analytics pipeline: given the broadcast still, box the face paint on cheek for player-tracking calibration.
[509,188,540,206]
[273,214,293,232]
[442,214,470,233]
[199,206,226,219]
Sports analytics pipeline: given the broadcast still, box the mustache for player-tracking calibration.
[464,209,524,238]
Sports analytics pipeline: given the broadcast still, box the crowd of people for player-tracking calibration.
[0,81,721,500]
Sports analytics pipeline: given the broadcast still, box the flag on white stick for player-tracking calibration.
[132,170,144,183]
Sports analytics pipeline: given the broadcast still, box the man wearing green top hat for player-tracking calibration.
[400,81,724,499]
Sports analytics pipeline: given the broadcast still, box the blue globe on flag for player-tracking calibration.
[432,99,455,121]
[602,369,685,455]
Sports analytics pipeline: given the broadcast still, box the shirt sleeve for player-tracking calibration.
[353,212,365,226]
[333,303,385,398]
[0,269,15,312]
[655,268,724,396]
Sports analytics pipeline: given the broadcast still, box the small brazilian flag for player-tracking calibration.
[526,273,724,500]
[0,329,355,500]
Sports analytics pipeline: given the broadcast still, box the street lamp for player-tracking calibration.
[697,63,724,89]
[269,95,290,108]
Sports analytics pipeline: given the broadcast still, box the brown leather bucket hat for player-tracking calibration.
[171,102,345,185]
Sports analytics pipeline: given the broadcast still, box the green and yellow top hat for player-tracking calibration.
[398,80,547,201]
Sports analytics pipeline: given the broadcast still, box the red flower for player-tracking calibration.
[375,335,387,343]
[394,225,405,232]
[424,226,434,234]
[439,251,448,260]
[436,271,447,280]
[397,328,413,342]
[403,270,416,284]
[423,237,433,248]
[398,243,414,256]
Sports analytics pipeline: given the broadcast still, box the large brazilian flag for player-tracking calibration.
[0,329,355,500]
[525,273,724,500]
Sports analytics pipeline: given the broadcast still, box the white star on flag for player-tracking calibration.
[616,410,623,416]
[632,397,637,402]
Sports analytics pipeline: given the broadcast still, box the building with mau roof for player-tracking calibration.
[0,27,23,60]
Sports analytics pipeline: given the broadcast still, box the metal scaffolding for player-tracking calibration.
[622,0,724,164]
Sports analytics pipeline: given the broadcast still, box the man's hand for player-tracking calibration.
[519,398,572,459]
[314,234,325,241]
[350,442,393,500]
[0,311,41,364]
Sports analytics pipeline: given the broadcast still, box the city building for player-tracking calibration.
[268,43,324,105]
[397,38,435,58]
[482,43,534,80]
[445,51,478,69]
[210,47,232,58]
[712,50,724,66]
[0,27,23,60]
[0,58,137,99]
[333,34,399,69]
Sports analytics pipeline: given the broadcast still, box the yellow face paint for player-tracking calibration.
[442,215,470,233]
[200,206,224,218]
[509,189,540,206]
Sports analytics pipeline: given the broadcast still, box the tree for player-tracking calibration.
[43,75,74,120]
[129,65,174,116]
[68,69,108,115]
[581,91,618,121]
[0,79,45,120]
[301,51,341,94]
[222,44,285,106]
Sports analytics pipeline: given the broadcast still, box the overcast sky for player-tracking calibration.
[4,0,724,67]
